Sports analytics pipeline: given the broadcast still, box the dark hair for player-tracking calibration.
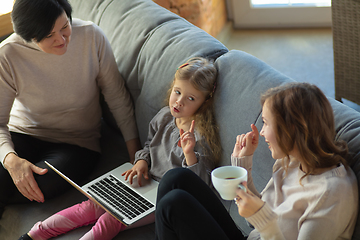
[11,0,72,42]
[261,82,348,182]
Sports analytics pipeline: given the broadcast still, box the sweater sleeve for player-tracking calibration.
[93,24,138,142]
[231,155,260,197]
[0,47,17,166]
[134,108,164,166]
[183,151,212,186]
[134,120,157,167]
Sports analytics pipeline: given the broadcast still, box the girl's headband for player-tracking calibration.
[177,63,189,70]
[209,81,217,99]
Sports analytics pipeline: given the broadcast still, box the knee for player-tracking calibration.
[0,167,17,204]
[159,168,193,190]
[92,212,126,239]
[156,189,189,216]
[163,168,192,181]
[57,199,104,223]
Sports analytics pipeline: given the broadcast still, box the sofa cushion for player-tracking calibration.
[97,0,228,99]
[329,97,360,239]
[214,49,295,169]
[215,50,296,235]
[131,19,228,143]
[99,1,228,143]
[68,0,113,24]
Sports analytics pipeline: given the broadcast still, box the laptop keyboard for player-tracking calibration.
[88,175,154,220]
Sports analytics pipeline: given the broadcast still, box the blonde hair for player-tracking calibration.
[261,82,348,182]
[165,57,221,166]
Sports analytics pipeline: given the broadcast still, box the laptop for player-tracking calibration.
[45,161,159,226]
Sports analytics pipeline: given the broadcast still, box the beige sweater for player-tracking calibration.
[0,19,138,166]
[232,155,358,240]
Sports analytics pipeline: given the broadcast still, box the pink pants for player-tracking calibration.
[28,199,126,240]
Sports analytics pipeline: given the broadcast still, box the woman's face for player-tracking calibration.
[36,11,72,55]
[260,100,285,160]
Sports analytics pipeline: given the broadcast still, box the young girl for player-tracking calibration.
[18,57,221,240]
[154,82,358,240]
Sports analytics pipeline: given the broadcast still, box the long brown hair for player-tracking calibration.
[261,82,348,181]
[166,57,221,166]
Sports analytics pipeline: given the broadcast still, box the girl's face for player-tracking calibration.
[36,11,72,55]
[169,78,206,122]
[260,100,285,160]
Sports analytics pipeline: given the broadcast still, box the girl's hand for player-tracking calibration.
[4,153,48,203]
[122,160,149,186]
[234,182,265,218]
[179,120,196,155]
[232,124,259,158]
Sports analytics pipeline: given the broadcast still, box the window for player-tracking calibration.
[230,0,331,28]
[252,0,331,7]
[0,0,13,15]
[0,0,14,37]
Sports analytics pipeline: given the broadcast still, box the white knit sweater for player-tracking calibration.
[232,155,358,240]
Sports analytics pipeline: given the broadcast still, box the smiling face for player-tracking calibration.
[169,78,206,124]
[35,11,72,55]
[260,100,285,160]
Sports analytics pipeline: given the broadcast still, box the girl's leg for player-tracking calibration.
[80,212,155,240]
[29,200,104,240]
[80,212,127,240]
[155,168,245,240]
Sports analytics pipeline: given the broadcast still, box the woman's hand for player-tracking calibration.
[232,124,259,158]
[234,182,265,218]
[4,153,48,202]
[122,159,149,186]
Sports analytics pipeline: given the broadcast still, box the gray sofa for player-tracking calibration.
[1,0,360,239]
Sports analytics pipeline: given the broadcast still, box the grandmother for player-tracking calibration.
[0,0,140,218]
